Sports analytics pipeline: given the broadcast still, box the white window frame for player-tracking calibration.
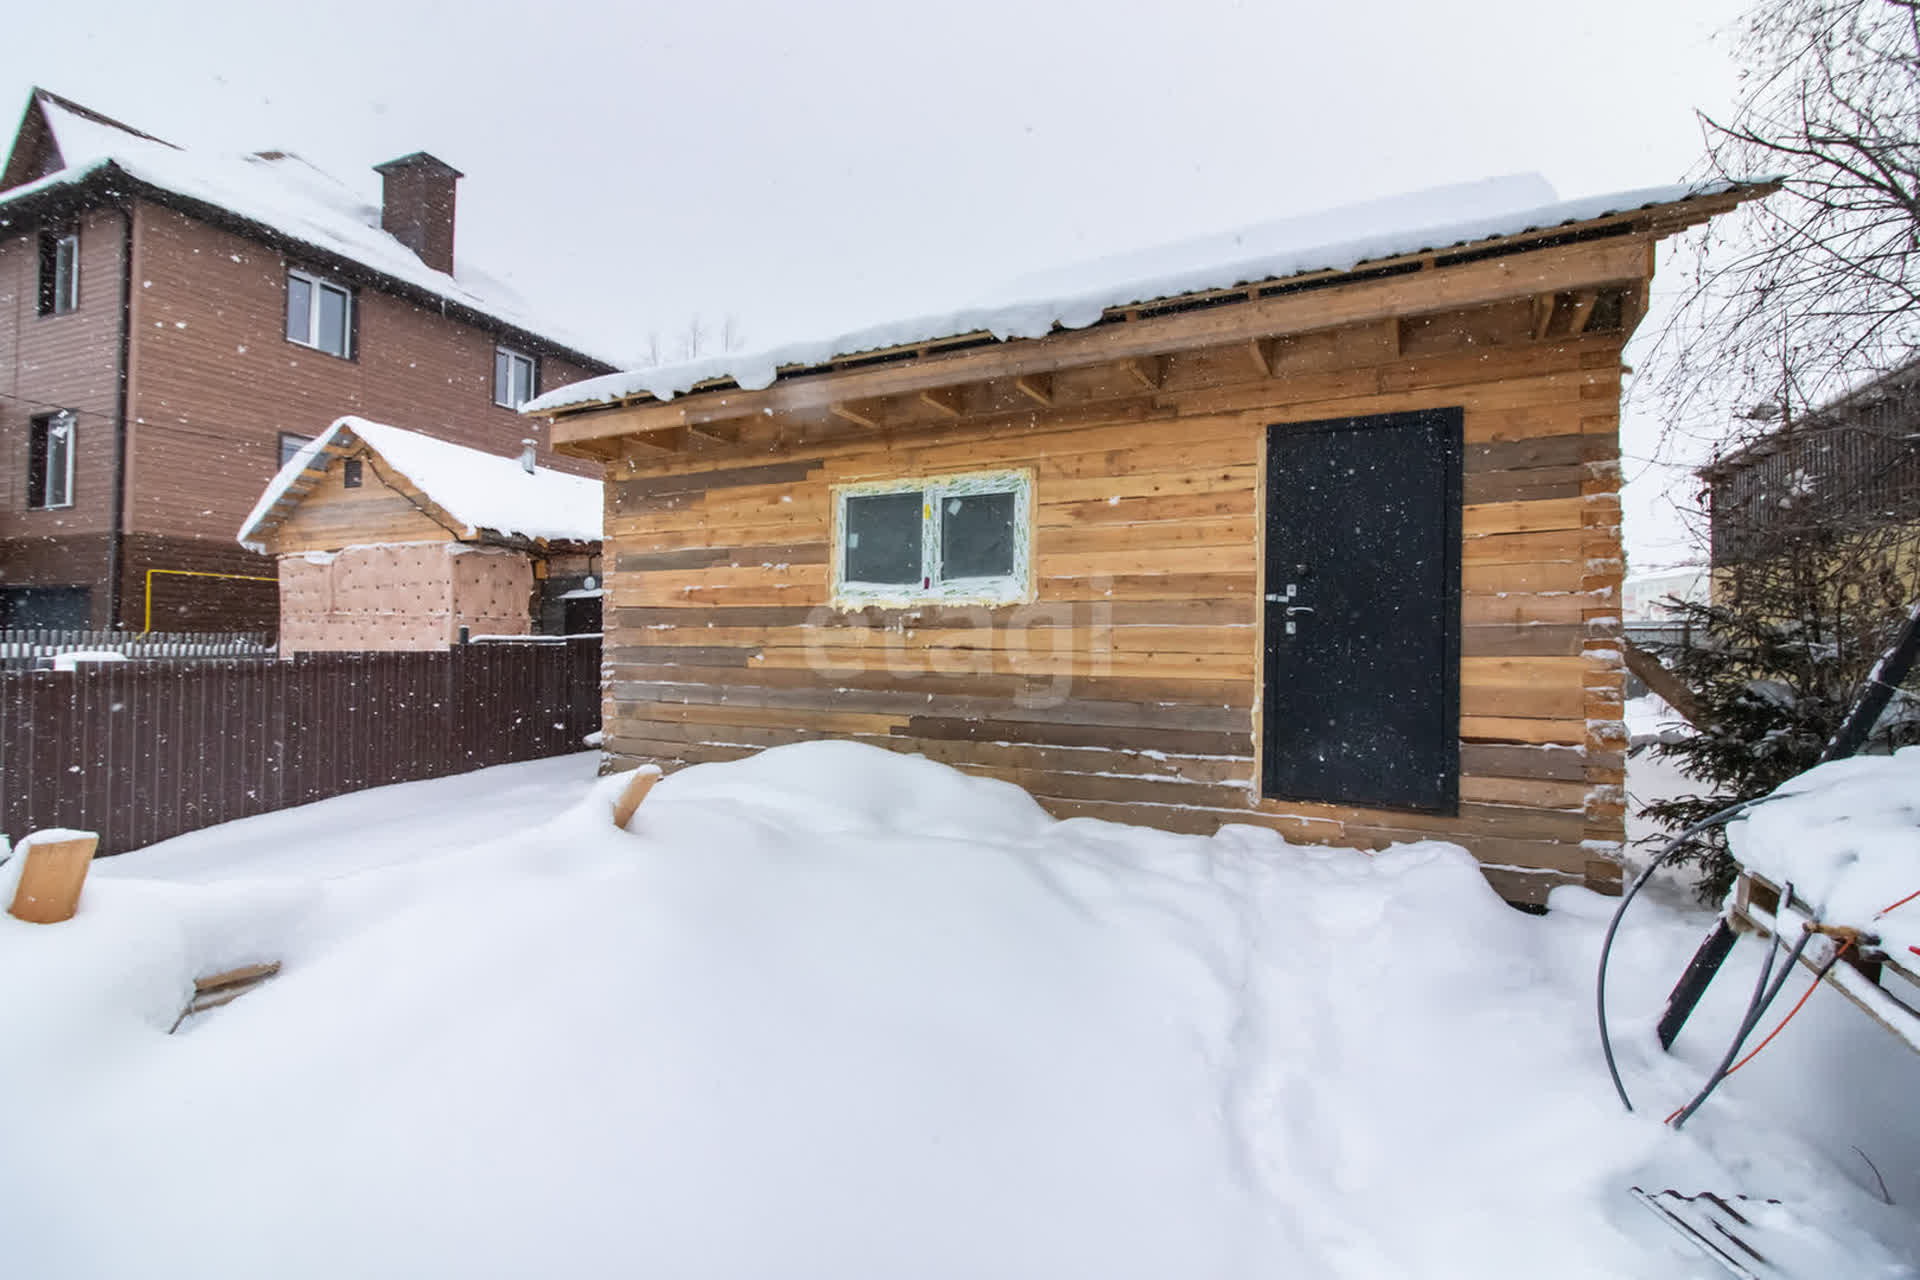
[49,232,79,314]
[494,346,537,408]
[831,468,1033,607]
[285,268,353,358]
[29,410,76,511]
[278,432,315,468]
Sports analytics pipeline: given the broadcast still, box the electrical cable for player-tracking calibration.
[1875,888,1920,920]
[1667,920,1813,1130]
[1719,939,1852,1084]
[1596,797,1772,1112]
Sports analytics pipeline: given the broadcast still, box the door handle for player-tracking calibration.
[1285,606,1315,616]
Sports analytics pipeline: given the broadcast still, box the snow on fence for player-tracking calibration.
[0,638,601,856]
[0,629,275,670]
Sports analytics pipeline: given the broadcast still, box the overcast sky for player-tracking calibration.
[9,0,1754,568]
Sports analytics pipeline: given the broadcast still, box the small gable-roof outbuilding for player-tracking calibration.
[239,417,602,554]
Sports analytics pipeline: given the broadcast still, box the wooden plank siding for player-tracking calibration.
[566,292,1633,904]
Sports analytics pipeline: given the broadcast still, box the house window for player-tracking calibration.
[342,459,363,489]
[28,410,76,510]
[286,269,353,358]
[278,432,314,467]
[37,229,79,315]
[494,347,537,408]
[833,469,1032,605]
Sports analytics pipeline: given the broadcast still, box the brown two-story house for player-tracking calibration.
[0,88,615,631]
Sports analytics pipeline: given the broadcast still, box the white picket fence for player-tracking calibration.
[0,629,275,667]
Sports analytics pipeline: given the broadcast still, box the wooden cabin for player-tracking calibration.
[239,417,603,652]
[526,177,1773,904]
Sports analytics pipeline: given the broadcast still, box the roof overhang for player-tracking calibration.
[1700,355,1920,480]
[535,180,1776,457]
[241,422,599,555]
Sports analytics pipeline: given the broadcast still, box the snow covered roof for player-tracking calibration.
[238,417,602,552]
[0,89,618,372]
[525,173,1772,417]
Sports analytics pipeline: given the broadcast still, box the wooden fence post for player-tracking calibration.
[8,829,99,924]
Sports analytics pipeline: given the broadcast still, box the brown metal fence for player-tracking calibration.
[0,639,601,856]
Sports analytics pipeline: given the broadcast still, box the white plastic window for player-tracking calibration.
[29,411,75,510]
[50,233,78,314]
[286,269,352,358]
[494,347,536,408]
[833,469,1031,605]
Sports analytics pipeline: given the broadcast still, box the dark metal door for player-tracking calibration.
[1262,408,1461,812]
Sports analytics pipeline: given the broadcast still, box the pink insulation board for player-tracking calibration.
[277,543,533,652]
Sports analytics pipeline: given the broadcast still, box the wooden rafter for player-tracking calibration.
[1120,355,1165,391]
[829,400,885,429]
[621,429,688,461]
[1248,338,1277,378]
[1620,282,1650,336]
[918,386,965,418]
[1013,373,1054,406]
[1566,290,1600,336]
[1530,293,1558,340]
[687,422,741,446]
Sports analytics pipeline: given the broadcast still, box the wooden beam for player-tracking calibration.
[687,422,741,446]
[7,830,96,924]
[1530,293,1558,340]
[547,235,1660,447]
[1382,317,1401,359]
[620,429,688,463]
[1566,290,1600,336]
[613,765,664,828]
[918,386,965,418]
[1120,355,1164,391]
[1620,282,1650,337]
[828,400,885,429]
[1248,338,1277,378]
[1622,638,1706,730]
[195,962,282,995]
[1013,373,1054,406]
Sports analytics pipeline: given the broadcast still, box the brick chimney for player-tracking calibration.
[372,151,463,275]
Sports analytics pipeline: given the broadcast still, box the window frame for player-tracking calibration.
[277,432,315,468]
[285,267,355,359]
[493,346,539,409]
[831,468,1033,607]
[27,410,76,511]
[37,228,79,316]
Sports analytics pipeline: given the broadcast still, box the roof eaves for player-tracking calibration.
[33,87,179,150]
[0,161,616,376]
[1700,353,1920,479]
[537,178,1776,421]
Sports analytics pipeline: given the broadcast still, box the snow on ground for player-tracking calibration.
[89,752,595,885]
[2,742,1915,1278]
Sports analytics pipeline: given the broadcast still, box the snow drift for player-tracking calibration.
[0,743,1911,1277]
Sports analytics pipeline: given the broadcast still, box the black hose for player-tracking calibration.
[1670,922,1816,1130]
[1595,797,1771,1112]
